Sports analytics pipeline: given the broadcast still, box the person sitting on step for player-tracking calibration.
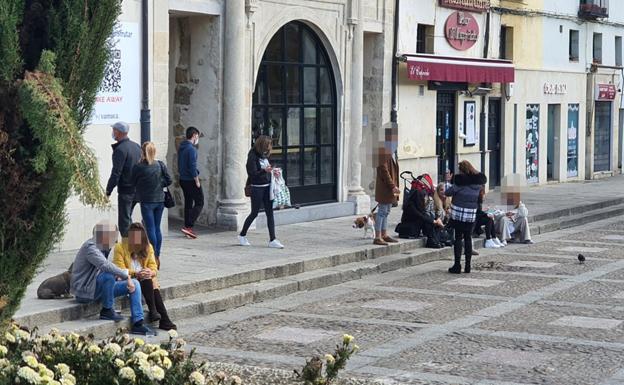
[491,174,534,245]
[475,187,504,248]
[70,220,155,335]
[396,174,444,246]
[113,222,177,330]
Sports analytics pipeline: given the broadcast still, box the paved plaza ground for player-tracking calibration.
[171,215,624,385]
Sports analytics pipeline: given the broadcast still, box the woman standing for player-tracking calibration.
[445,160,487,274]
[132,142,172,265]
[238,135,284,249]
[113,223,176,330]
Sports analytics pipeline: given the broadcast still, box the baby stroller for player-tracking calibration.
[400,171,418,208]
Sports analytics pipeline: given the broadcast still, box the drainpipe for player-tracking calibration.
[390,0,400,124]
[480,9,491,174]
[140,0,151,143]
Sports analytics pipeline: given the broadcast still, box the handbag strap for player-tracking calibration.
[158,161,170,192]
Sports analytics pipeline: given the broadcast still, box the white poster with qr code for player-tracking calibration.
[91,22,140,125]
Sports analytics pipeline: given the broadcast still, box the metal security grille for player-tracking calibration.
[594,101,612,172]
[252,21,337,205]
[436,92,456,183]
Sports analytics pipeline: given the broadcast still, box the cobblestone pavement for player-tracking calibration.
[171,215,624,385]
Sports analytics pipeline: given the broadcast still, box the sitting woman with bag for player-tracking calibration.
[395,174,444,247]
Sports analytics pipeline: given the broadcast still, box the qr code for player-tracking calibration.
[99,49,121,93]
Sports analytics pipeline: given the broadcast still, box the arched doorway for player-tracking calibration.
[252,21,337,205]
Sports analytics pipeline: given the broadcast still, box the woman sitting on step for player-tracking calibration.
[113,222,177,330]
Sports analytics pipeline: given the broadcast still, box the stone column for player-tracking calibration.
[217,0,249,229]
[347,0,370,214]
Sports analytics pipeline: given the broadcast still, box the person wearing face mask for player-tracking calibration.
[178,126,204,239]
[106,121,142,238]
[238,135,284,249]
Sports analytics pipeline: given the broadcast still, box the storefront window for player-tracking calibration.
[567,104,579,178]
[526,104,540,184]
[594,101,612,172]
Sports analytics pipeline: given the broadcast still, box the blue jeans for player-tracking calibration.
[141,202,164,257]
[80,273,144,324]
[374,203,392,233]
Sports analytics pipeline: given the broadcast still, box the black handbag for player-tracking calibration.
[159,161,175,208]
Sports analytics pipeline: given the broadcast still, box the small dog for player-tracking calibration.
[37,263,73,299]
[352,213,377,239]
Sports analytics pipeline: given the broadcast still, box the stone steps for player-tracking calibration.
[17,198,624,337]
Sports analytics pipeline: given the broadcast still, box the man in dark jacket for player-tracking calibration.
[106,121,141,238]
[178,126,203,238]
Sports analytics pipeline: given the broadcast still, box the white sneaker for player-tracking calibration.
[500,239,508,246]
[484,239,500,249]
[493,238,504,247]
[238,235,251,246]
[268,239,285,249]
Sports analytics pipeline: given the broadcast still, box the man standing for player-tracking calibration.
[106,121,141,238]
[178,126,204,239]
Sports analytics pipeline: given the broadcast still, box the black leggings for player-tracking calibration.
[453,220,474,260]
[475,214,496,240]
[240,186,276,241]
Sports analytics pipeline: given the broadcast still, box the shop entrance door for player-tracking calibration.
[488,98,502,188]
[547,104,561,181]
[594,101,612,172]
[436,92,456,183]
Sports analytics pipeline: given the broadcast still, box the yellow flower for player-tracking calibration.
[162,357,172,370]
[4,332,16,344]
[119,367,136,382]
[147,365,165,381]
[0,358,10,369]
[17,366,42,384]
[353,344,360,352]
[0,345,7,357]
[114,358,125,368]
[60,374,76,385]
[103,343,122,355]
[189,371,206,385]
[324,354,335,364]
[230,375,242,385]
[38,363,55,378]
[15,329,31,341]
[23,355,38,368]
[134,338,145,347]
[168,329,178,339]
[342,334,354,345]
[55,363,70,376]
[133,351,149,362]
[87,344,101,354]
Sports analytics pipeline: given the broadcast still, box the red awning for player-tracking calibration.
[405,54,514,83]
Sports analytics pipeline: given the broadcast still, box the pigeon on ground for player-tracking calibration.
[578,254,586,264]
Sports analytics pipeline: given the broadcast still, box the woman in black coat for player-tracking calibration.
[396,176,443,246]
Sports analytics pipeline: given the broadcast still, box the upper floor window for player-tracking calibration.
[616,36,622,66]
[569,29,579,62]
[500,26,514,60]
[417,24,434,54]
[593,32,603,64]
[579,0,609,19]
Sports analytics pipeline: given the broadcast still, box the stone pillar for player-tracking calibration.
[217,0,249,229]
[347,0,370,214]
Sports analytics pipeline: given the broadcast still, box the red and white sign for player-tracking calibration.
[595,84,617,101]
[439,0,490,13]
[445,11,479,51]
[406,54,514,83]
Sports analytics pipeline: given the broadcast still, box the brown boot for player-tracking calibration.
[373,238,388,246]
[383,236,398,243]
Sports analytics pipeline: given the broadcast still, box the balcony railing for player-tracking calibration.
[579,0,609,19]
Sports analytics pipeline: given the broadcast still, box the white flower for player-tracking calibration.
[147,365,165,381]
[0,358,10,369]
[324,354,335,364]
[114,358,125,368]
[87,344,101,354]
[55,363,70,376]
[103,343,122,355]
[143,343,158,354]
[342,334,354,345]
[5,332,16,344]
[132,351,149,361]
[189,371,206,385]
[353,344,360,352]
[0,345,7,357]
[162,357,172,370]
[38,363,54,378]
[167,329,178,339]
[17,366,42,384]
[15,329,31,341]
[67,333,80,343]
[23,355,38,369]
[119,367,136,382]
[60,374,76,385]
[230,375,242,385]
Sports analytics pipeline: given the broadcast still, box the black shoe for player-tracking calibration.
[148,311,161,323]
[523,239,534,244]
[130,321,157,336]
[448,264,462,274]
[100,308,124,322]
[159,319,177,331]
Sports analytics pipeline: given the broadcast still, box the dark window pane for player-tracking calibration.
[268,108,284,148]
[287,107,300,146]
[284,23,301,62]
[265,31,282,61]
[304,108,317,145]
[320,108,333,144]
[303,147,318,185]
[252,107,265,139]
[302,30,317,64]
[286,148,301,186]
[267,65,283,103]
[320,68,332,104]
[254,66,266,104]
[320,146,333,184]
[285,66,300,103]
[303,67,317,104]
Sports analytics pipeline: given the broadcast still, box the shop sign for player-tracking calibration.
[439,0,490,13]
[595,83,616,101]
[445,11,479,51]
[543,82,567,95]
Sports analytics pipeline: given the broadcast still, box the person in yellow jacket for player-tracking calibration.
[113,222,176,330]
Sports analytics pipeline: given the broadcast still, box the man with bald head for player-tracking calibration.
[70,220,155,335]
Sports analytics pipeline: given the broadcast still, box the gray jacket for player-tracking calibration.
[70,239,129,300]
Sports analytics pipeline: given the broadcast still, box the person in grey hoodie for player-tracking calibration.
[70,220,155,335]
[445,160,487,274]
